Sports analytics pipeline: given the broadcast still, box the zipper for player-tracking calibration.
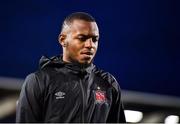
[79,64,88,122]
[79,78,85,122]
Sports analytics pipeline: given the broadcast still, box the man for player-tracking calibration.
[16,12,126,123]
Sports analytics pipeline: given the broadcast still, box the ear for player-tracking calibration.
[58,34,67,47]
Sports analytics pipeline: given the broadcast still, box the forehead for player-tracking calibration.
[69,19,99,36]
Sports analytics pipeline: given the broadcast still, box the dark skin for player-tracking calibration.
[59,19,99,64]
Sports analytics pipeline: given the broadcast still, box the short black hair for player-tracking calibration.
[60,12,96,33]
[64,12,95,22]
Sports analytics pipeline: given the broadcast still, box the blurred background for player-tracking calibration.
[0,0,180,123]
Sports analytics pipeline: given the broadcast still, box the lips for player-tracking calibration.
[81,51,94,55]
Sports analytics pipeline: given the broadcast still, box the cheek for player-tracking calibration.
[96,43,98,49]
[67,42,81,55]
[94,43,98,51]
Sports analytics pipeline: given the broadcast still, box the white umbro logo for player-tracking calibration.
[55,91,65,99]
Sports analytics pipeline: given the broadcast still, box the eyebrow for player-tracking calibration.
[77,34,99,38]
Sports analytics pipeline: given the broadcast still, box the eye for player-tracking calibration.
[92,37,99,43]
[77,36,87,42]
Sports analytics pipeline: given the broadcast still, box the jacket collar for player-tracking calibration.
[39,55,95,74]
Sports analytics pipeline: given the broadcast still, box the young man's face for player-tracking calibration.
[61,20,99,64]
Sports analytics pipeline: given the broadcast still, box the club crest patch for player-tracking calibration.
[95,90,106,103]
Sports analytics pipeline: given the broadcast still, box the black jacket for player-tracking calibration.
[16,56,126,123]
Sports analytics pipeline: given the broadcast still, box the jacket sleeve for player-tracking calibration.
[16,73,43,122]
[107,76,126,123]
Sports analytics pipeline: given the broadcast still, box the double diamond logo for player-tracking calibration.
[55,91,66,99]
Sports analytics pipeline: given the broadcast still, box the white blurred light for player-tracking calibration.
[0,96,17,119]
[165,115,179,124]
[124,110,143,123]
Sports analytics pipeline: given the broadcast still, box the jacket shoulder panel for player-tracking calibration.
[93,67,120,92]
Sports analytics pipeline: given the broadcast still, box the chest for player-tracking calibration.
[42,73,113,122]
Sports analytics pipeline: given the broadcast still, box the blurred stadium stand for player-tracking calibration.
[0,76,180,123]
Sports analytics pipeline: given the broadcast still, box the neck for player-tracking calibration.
[62,55,91,67]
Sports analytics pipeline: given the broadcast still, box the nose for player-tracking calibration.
[84,38,93,48]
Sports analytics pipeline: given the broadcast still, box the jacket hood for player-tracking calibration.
[39,55,95,74]
[39,55,64,69]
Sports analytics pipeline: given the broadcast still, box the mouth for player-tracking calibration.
[79,51,95,63]
[81,51,94,56]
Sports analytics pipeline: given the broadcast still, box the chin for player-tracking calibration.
[79,61,91,65]
[78,56,93,64]
[79,59,92,65]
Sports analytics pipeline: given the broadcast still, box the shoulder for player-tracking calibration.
[33,67,60,84]
[25,66,66,89]
[93,66,120,91]
[23,72,42,91]
[23,68,52,91]
[24,73,38,86]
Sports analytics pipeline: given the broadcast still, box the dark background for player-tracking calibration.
[0,0,180,97]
